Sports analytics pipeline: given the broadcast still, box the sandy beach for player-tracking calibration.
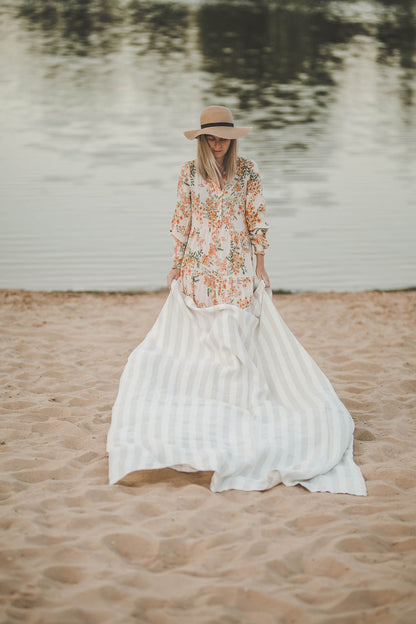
[1,287,415,624]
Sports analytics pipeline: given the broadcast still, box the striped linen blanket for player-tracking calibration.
[106,280,367,495]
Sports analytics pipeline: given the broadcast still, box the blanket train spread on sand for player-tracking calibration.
[107,280,367,495]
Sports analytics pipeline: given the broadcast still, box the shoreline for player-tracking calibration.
[1,284,416,297]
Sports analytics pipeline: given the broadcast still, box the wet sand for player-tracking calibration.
[1,288,415,624]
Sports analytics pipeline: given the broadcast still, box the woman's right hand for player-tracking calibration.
[167,268,180,290]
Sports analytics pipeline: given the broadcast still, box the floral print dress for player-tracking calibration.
[170,156,269,309]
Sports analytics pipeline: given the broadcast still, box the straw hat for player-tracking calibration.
[184,106,252,140]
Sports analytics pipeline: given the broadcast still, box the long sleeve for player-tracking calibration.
[170,162,192,269]
[245,161,269,255]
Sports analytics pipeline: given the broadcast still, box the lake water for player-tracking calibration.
[1,0,415,292]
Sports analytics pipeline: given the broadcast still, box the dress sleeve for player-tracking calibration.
[245,160,269,255]
[170,162,192,269]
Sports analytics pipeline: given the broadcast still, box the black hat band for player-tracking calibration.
[200,122,234,129]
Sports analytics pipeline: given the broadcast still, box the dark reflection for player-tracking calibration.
[16,0,190,58]
[376,1,416,69]
[196,0,369,126]
[18,0,125,56]
[128,1,189,56]
[376,2,416,108]
[198,1,360,85]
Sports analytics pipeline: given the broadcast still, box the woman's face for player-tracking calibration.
[206,135,231,161]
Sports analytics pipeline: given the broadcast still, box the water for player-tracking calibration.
[1,0,415,292]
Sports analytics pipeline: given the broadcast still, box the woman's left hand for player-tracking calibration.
[255,254,270,288]
[167,268,180,289]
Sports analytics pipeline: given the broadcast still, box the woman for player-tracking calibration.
[106,106,367,496]
[166,105,270,309]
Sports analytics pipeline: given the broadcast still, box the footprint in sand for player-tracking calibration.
[43,565,85,584]
[102,532,158,566]
[354,428,375,441]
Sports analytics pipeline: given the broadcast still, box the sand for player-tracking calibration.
[0,287,415,624]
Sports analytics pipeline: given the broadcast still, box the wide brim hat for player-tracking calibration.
[184,105,252,140]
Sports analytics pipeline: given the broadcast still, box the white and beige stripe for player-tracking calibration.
[106,281,367,495]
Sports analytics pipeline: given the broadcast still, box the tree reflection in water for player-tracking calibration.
[18,0,124,55]
[128,1,189,57]
[197,1,361,127]
[15,0,416,116]
[17,0,189,58]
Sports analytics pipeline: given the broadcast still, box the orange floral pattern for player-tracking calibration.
[170,157,269,309]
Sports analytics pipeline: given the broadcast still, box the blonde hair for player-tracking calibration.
[196,135,237,185]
